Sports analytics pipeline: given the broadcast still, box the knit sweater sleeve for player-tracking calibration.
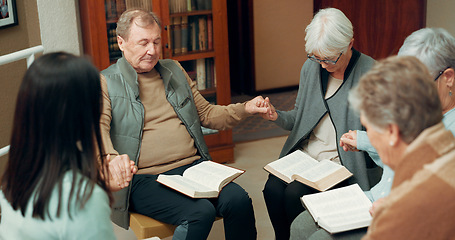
[99,74,119,157]
[175,61,252,130]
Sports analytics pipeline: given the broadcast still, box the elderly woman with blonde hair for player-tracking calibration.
[353,56,455,239]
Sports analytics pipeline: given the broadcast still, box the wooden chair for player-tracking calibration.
[130,213,176,239]
[129,212,222,240]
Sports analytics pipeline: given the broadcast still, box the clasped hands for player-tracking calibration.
[106,154,138,192]
[245,96,278,121]
[340,130,386,216]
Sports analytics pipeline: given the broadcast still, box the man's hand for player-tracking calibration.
[107,154,138,192]
[340,130,359,152]
[245,96,271,115]
[257,97,277,121]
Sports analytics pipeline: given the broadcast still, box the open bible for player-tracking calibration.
[157,161,245,198]
[301,184,373,234]
[264,150,352,191]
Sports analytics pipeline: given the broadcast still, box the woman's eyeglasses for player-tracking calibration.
[434,67,450,81]
[307,52,343,65]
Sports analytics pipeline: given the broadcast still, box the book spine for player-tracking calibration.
[169,0,176,13]
[191,0,197,10]
[207,15,213,50]
[187,0,192,11]
[205,0,212,10]
[116,0,126,18]
[105,0,117,21]
[198,16,207,50]
[179,0,187,13]
[196,59,206,90]
[173,17,182,55]
[196,0,205,10]
[187,17,194,52]
[181,16,189,54]
[206,58,214,89]
[192,17,199,51]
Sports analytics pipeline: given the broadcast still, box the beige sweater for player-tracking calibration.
[100,61,250,174]
[363,123,455,239]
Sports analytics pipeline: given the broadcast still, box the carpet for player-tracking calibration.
[232,89,298,142]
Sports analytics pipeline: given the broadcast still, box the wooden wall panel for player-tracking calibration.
[314,0,426,60]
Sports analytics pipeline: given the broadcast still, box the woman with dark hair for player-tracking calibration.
[0,52,116,239]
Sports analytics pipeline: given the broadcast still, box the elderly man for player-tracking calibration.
[101,9,267,240]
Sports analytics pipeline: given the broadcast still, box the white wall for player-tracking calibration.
[253,1,313,91]
[426,0,455,37]
[36,0,82,55]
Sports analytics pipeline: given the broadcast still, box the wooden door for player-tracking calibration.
[314,0,426,59]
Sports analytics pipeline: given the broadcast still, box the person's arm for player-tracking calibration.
[356,130,381,165]
[100,75,137,191]
[175,61,269,130]
[260,63,310,131]
[100,75,119,157]
[340,130,382,167]
[341,130,394,202]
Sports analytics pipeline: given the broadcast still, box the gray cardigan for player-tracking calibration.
[275,49,377,190]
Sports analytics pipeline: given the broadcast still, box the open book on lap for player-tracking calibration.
[157,161,245,198]
[301,184,373,234]
[264,150,352,191]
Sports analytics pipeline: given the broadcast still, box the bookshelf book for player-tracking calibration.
[79,0,234,163]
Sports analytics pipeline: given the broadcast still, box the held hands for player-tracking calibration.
[245,96,277,121]
[245,96,271,115]
[107,154,138,192]
[340,130,359,152]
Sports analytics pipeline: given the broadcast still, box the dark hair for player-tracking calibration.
[1,52,112,219]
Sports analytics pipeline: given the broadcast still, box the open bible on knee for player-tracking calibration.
[263,150,352,191]
[301,184,373,234]
[157,161,245,198]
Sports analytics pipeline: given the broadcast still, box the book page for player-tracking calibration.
[157,175,216,196]
[183,161,244,191]
[301,184,372,222]
[265,150,319,181]
[299,160,342,182]
[318,207,372,233]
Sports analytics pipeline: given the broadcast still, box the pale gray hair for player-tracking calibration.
[349,56,442,143]
[398,28,455,77]
[305,8,353,58]
[116,9,161,40]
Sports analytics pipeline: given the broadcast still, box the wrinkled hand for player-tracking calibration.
[245,96,272,115]
[257,97,277,121]
[369,197,386,217]
[340,130,359,152]
[107,154,138,192]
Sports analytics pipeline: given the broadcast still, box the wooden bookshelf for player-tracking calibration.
[79,0,234,163]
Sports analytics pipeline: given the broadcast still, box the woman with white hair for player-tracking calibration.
[354,55,455,239]
[261,8,378,240]
[289,26,455,240]
[339,28,455,202]
[341,28,455,151]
